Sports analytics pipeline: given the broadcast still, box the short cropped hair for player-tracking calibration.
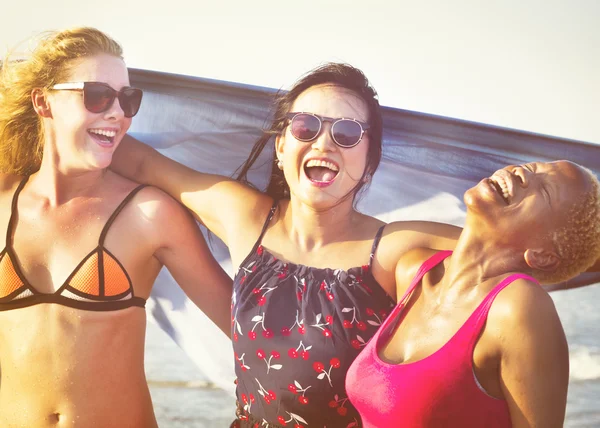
[536,166,600,284]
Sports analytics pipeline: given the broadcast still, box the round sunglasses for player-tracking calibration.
[51,81,143,118]
[286,112,370,148]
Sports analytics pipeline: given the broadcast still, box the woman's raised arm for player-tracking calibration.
[111,134,271,246]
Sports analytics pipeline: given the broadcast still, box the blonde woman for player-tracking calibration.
[0,28,232,427]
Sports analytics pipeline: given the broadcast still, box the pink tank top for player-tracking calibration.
[346,251,538,427]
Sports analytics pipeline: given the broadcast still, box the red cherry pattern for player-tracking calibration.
[232,240,395,427]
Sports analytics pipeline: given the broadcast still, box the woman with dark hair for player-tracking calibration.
[113,63,462,427]
[236,63,383,204]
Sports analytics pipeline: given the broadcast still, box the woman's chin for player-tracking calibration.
[87,154,114,171]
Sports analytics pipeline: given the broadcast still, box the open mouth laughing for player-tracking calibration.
[487,172,519,205]
[88,128,118,146]
[303,158,340,187]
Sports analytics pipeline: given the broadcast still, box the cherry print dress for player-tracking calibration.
[230,202,395,428]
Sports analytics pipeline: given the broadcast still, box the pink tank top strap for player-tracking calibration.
[398,250,453,305]
[383,250,453,327]
[462,273,540,350]
[369,250,453,353]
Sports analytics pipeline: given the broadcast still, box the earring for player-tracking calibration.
[277,159,284,170]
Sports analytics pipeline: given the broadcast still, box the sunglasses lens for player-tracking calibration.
[332,120,363,147]
[291,114,320,141]
[119,88,143,118]
[83,83,115,113]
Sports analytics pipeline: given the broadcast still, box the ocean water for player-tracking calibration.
[145,284,600,427]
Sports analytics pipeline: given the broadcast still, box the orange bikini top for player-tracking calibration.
[0,177,147,311]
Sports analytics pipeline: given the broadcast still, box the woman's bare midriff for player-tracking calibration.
[0,304,157,428]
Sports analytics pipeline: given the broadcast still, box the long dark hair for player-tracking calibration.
[235,63,383,204]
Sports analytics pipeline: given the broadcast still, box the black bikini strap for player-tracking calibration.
[249,199,278,254]
[6,176,30,247]
[368,225,386,269]
[99,185,148,246]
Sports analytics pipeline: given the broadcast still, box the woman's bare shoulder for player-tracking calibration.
[486,277,564,350]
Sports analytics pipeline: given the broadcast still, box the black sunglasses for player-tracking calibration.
[51,81,143,118]
[286,112,370,148]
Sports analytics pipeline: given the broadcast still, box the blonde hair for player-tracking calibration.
[0,27,123,175]
[535,166,600,284]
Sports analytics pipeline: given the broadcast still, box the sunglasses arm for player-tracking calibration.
[52,82,85,90]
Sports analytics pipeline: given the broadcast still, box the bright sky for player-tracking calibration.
[3,0,599,143]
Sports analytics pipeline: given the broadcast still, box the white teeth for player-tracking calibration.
[89,129,117,137]
[305,159,339,171]
[491,176,510,203]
